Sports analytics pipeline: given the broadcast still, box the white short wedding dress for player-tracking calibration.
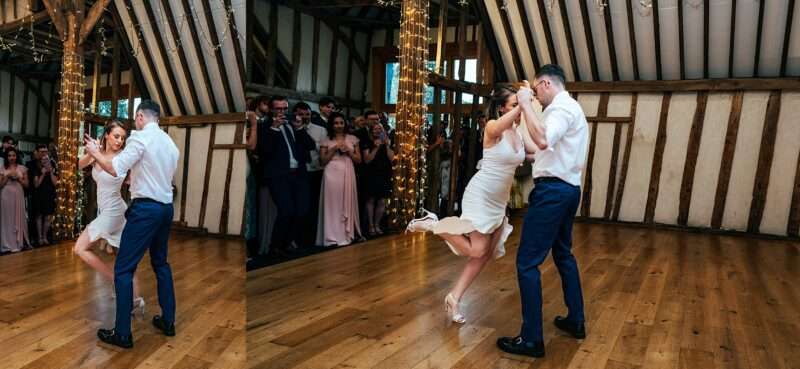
[431,129,526,258]
[86,164,128,247]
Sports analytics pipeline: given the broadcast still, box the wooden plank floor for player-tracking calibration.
[0,233,245,369]
[247,217,800,369]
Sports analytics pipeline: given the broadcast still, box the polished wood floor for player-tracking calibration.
[247,217,800,369]
[0,234,245,369]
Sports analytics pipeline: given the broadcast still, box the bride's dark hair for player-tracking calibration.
[100,120,129,151]
[489,86,518,119]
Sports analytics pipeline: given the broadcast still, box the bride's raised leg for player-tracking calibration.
[439,231,493,258]
[447,233,493,323]
[73,231,113,281]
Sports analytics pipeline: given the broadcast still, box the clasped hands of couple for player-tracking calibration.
[517,80,537,107]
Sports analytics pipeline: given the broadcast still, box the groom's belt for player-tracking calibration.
[132,197,170,206]
[534,176,568,185]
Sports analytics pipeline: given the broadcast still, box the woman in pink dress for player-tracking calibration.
[316,113,362,246]
[0,148,30,253]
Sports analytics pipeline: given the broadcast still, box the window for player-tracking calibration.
[95,98,141,119]
[384,59,480,105]
[384,61,446,105]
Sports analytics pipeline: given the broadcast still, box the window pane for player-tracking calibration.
[117,99,129,119]
[385,62,399,105]
[97,101,112,117]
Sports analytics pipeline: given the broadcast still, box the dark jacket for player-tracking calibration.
[258,117,315,181]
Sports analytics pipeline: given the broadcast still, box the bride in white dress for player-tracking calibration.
[407,85,539,323]
[74,121,144,315]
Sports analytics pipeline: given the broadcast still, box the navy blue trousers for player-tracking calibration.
[517,179,585,342]
[114,199,175,336]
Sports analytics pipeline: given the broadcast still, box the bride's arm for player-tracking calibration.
[484,105,521,144]
[78,153,95,169]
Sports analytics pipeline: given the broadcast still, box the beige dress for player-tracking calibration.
[1,165,29,252]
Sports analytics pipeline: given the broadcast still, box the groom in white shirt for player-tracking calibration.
[497,65,589,358]
[85,100,180,348]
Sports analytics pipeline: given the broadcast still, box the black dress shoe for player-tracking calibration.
[97,328,133,349]
[496,336,545,358]
[152,315,176,337]
[554,316,586,339]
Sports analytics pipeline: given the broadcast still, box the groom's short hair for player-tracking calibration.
[136,100,161,117]
[535,64,566,87]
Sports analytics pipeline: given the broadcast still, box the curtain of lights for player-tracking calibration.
[53,14,86,240]
[388,0,429,228]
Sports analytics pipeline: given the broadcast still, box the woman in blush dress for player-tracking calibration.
[74,121,145,315]
[316,112,362,246]
[0,147,30,253]
[406,87,539,323]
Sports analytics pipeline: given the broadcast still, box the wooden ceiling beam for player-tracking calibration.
[703,0,709,78]
[197,0,236,112]
[224,0,246,93]
[781,0,796,76]
[562,78,800,92]
[536,0,557,66]
[677,0,685,79]
[179,0,217,113]
[728,0,737,77]
[602,3,619,80]
[474,0,508,82]
[516,0,539,72]
[753,0,766,76]
[652,0,662,80]
[159,0,201,115]
[496,0,525,80]
[0,10,50,36]
[557,0,578,80]
[625,0,639,80]
[110,1,148,100]
[141,1,187,115]
[40,0,66,39]
[78,0,112,45]
[578,0,598,80]
[123,0,170,113]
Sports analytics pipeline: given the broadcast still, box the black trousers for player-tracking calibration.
[266,172,310,250]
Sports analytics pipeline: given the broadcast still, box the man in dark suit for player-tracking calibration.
[258,96,315,256]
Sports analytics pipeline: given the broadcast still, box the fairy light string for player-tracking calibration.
[388,0,429,228]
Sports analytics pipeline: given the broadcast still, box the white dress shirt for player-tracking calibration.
[112,121,180,204]
[270,124,300,169]
[304,123,327,172]
[531,91,589,186]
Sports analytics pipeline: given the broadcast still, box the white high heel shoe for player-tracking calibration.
[405,209,439,233]
[132,297,146,318]
[445,293,466,324]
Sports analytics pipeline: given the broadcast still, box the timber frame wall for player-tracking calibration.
[162,113,247,237]
[0,70,56,149]
[543,79,800,239]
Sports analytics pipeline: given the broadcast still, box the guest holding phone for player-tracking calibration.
[360,122,394,236]
[31,145,59,245]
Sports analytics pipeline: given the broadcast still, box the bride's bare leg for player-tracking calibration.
[449,228,503,302]
[133,273,142,299]
[439,231,494,258]
[73,231,113,280]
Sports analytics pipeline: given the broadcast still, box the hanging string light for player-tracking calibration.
[53,15,86,240]
[388,0,430,228]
